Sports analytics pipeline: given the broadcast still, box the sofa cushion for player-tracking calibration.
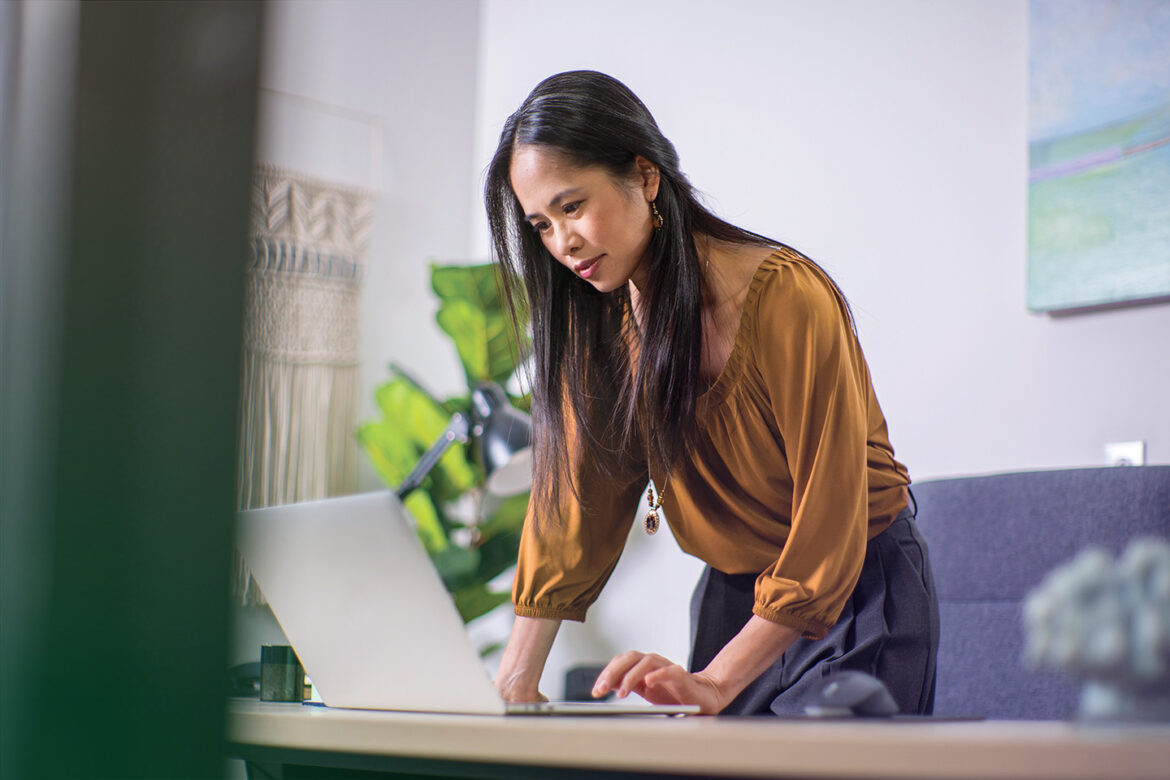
[916,467,1170,601]
[913,466,1170,719]
[937,601,1077,719]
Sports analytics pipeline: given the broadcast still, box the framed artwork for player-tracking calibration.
[1028,0,1170,313]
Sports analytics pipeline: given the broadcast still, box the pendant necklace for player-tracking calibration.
[644,443,668,535]
[643,240,711,536]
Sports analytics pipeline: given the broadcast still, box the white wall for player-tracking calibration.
[474,0,1170,694]
[261,0,483,483]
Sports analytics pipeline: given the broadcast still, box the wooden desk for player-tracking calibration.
[227,698,1170,780]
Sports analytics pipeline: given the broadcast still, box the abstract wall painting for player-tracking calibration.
[1028,0,1170,313]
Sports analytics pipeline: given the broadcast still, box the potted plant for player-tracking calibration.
[358,263,531,636]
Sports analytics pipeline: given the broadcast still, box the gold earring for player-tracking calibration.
[650,201,664,230]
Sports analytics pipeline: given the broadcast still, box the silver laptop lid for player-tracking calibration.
[237,491,506,714]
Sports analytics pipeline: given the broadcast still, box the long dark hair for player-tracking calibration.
[485,70,776,519]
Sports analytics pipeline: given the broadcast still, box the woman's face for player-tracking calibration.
[509,145,659,294]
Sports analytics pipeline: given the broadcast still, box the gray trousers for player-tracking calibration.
[688,506,939,716]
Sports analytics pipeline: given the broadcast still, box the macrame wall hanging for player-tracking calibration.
[234,164,375,604]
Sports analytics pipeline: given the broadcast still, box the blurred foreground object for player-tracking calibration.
[1025,538,1170,721]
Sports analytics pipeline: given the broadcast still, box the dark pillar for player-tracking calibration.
[2,1,263,776]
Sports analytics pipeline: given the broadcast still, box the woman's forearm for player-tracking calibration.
[698,615,800,710]
[494,615,562,701]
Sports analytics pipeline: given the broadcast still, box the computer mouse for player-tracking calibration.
[803,670,899,718]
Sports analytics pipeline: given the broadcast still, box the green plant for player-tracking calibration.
[358,263,530,627]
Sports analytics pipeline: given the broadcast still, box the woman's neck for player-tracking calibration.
[626,234,769,363]
[698,236,773,385]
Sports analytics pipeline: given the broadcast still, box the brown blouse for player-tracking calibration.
[512,248,910,640]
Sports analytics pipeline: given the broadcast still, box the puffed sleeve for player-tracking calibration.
[512,407,647,622]
[750,260,871,639]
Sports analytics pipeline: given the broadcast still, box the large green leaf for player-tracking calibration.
[469,493,528,592]
[404,493,447,553]
[373,376,477,502]
[477,641,505,659]
[432,546,481,592]
[355,419,412,488]
[475,531,521,586]
[452,583,512,623]
[436,299,489,383]
[442,394,472,419]
[356,420,448,552]
[477,492,529,541]
[431,263,529,386]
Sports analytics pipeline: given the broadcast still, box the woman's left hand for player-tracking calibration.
[592,651,726,715]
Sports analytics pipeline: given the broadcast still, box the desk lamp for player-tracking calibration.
[395,383,532,499]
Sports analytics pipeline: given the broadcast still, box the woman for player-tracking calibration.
[485,70,938,716]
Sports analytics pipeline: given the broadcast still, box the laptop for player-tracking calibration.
[236,491,698,716]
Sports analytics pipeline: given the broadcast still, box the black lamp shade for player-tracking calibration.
[470,384,533,496]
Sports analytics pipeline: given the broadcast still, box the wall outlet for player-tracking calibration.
[1104,441,1145,467]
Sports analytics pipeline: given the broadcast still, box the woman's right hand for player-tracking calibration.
[493,615,561,702]
[495,679,548,703]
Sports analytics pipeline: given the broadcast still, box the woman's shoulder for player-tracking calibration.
[749,246,847,312]
[746,246,854,342]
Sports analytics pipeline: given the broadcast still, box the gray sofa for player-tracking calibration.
[913,466,1170,719]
